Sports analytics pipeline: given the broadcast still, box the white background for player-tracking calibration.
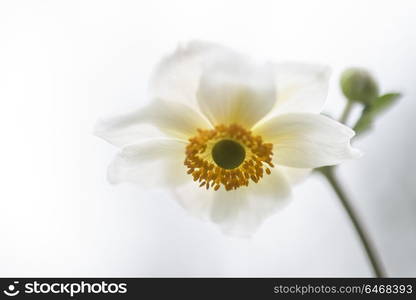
[1,0,415,277]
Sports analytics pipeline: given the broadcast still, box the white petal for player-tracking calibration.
[277,166,312,185]
[253,113,361,168]
[266,63,330,117]
[173,168,291,237]
[148,41,237,110]
[211,170,292,237]
[197,58,276,128]
[108,138,189,187]
[95,100,211,147]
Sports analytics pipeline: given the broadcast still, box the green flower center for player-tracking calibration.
[211,139,246,169]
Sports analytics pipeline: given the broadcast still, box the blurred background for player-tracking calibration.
[0,0,415,277]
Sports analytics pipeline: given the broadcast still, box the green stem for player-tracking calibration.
[319,166,385,277]
[340,100,354,124]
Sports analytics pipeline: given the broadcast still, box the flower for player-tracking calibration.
[95,41,361,237]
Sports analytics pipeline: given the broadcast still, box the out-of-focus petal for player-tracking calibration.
[197,57,276,128]
[149,40,238,110]
[108,138,188,187]
[94,100,211,147]
[276,166,312,185]
[173,168,291,237]
[253,113,362,168]
[264,63,330,119]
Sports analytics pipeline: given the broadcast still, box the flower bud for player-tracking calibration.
[340,68,379,105]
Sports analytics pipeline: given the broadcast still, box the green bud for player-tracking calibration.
[340,68,379,105]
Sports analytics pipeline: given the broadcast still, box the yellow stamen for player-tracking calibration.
[184,124,274,191]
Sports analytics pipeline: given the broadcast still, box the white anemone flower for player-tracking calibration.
[95,41,361,237]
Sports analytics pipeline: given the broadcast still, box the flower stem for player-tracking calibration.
[318,166,386,278]
[340,100,354,124]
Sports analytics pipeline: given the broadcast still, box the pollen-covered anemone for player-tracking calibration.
[95,41,361,236]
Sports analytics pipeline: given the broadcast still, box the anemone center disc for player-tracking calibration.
[212,139,246,169]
